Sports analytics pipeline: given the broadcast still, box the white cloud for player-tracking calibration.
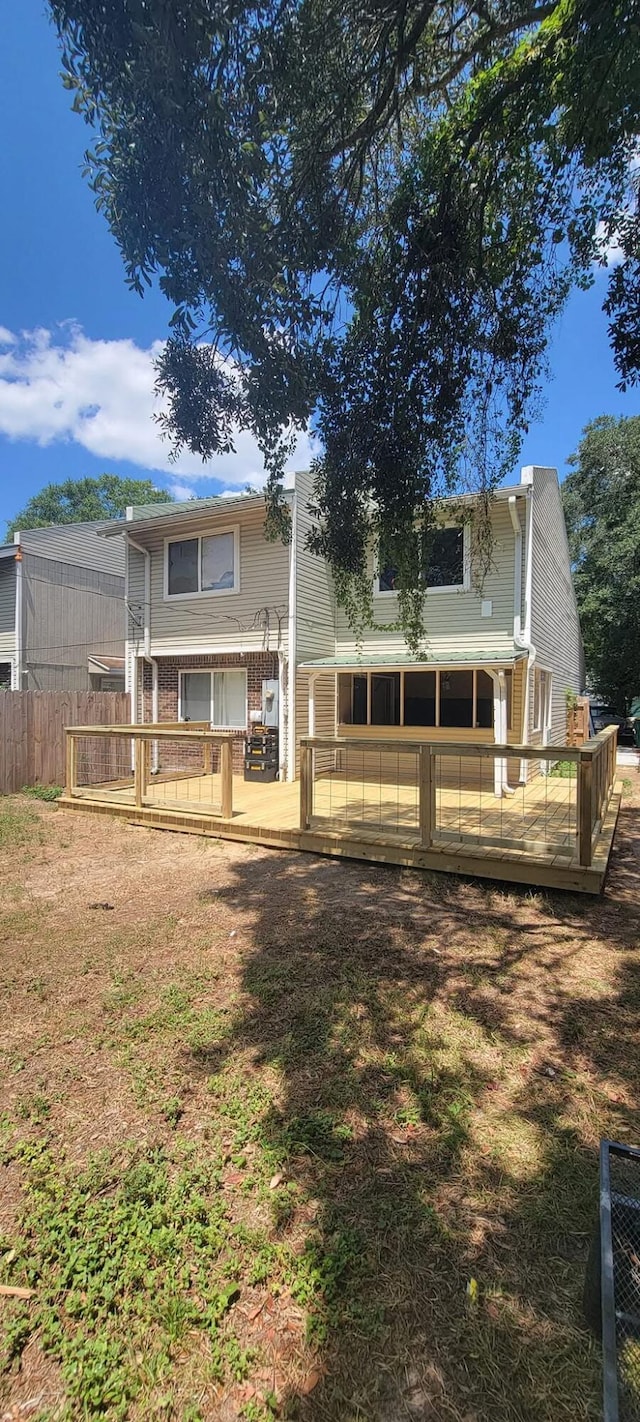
[0,323,316,487]
[594,222,625,269]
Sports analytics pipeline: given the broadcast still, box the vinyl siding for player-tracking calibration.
[138,504,290,656]
[526,467,583,742]
[293,470,336,662]
[335,499,518,658]
[126,541,147,654]
[295,670,336,774]
[21,553,125,691]
[18,522,125,576]
[0,561,16,657]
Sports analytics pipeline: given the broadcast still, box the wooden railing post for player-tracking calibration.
[220,738,233,819]
[577,750,593,867]
[300,744,313,830]
[134,734,146,808]
[419,746,435,848]
[65,730,77,797]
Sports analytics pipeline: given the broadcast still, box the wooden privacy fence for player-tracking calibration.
[0,691,130,793]
[300,725,618,869]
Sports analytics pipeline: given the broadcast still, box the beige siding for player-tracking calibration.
[295,669,336,774]
[293,470,336,662]
[126,541,146,654]
[18,522,125,576]
[134,505,290,656]
[335,500,518,658]
[526,467,583,742]
[0,561,16,658]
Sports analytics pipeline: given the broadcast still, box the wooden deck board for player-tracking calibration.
[57,770,620,895]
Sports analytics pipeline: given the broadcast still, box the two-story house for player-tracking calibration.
[104,463,582,788]
[0,522,125,691]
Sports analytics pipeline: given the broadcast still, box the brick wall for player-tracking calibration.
[140,652,280,772]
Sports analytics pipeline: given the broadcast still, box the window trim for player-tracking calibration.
[164,524,240,601]
[375,522,471,599]
[177,666,248,731]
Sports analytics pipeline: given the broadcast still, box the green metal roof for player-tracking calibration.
[300,649,526,670]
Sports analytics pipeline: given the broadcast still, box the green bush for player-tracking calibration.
[21,784,63,802]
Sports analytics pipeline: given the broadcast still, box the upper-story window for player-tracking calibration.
[378,526,466,594]
[165,527,239,599]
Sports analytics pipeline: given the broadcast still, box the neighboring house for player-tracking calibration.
[104,463,582,786]
[0,523,126,691]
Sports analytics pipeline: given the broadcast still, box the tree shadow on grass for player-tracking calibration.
[188,803,640,1420]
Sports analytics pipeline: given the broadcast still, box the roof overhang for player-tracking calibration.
[299,650,527,671]
[88,655,126,675]
[99,491,293,538]
[0,545,17,561]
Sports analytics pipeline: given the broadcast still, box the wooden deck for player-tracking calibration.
[59,768,621,895]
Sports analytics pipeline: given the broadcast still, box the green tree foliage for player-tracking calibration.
[563,416,640,710]
[48,0,640,644]
[6,474,171,539]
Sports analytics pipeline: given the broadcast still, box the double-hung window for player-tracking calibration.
[166,527,239,598]
[179,669,247,729]
[377,525,467,595]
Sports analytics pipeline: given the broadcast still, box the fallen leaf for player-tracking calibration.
[299,1369,323,1395]
[2,1250,16,1266]
[269,1172,284,1190]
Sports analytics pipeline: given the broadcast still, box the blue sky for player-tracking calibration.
[0,1,638,536]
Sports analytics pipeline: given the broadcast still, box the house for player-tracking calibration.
[104,463,582,787]
[0,522,125,691]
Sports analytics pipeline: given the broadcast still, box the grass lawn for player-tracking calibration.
[0,774,639,1421]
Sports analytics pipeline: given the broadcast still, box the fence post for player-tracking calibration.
[134,734,146,808]
[65,731,77,798]
[419,746,434,848]
[577,751,593,867]
[220,738,233,819]
[300,744,313,830]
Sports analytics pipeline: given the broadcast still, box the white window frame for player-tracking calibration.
[164,524,240,601]
[178,667,248,730]
[374,522,471,598]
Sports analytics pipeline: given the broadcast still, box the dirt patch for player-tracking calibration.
[0,779,639,1420]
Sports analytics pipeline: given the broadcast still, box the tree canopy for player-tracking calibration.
[563,415,640,710]
[6,474,171,539]
[48,0,640,644]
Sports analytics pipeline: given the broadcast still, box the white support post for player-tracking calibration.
[488,669,509,797]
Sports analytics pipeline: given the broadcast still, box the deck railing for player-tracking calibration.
[65,724,235,818]
[300,726,618,868]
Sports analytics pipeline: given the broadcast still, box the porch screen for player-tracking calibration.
[439,670,473,727]
[371,672,400,725]
[404,671,436,726]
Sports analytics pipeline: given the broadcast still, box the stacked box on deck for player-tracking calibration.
[244,727,279,783]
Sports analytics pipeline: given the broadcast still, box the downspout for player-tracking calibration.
[13,538,23,690]
[508,493,536,782]
[286,496,297,782]
[277,651,286,780]
[125,534,159,769]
